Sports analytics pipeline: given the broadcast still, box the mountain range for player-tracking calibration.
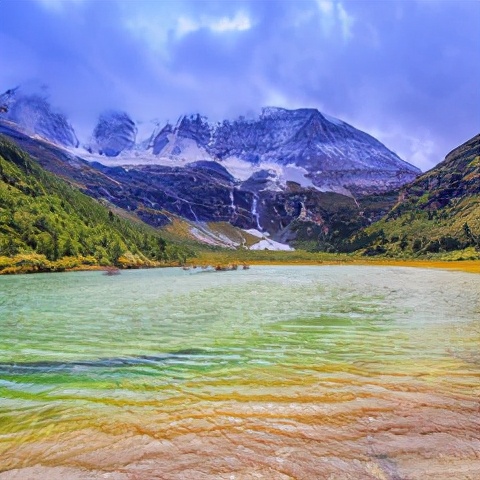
[0,87,420,196]
[3,86,476,258]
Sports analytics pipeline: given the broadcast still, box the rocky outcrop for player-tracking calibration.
[391,133,480,213]
[88,111,137,157]
[0,87,79,148]
[347,134,480,256]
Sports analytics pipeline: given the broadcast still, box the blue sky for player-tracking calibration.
[1,0,479,170]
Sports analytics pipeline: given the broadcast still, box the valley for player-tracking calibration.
[0,87,478,273]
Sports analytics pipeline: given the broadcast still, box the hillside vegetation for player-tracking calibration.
[0,136,194,273]
[348,134,480,259]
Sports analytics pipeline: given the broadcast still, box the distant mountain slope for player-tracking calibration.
[0,87,422,252]
[403,133,480,202]
[1,87,420,197]
[0,136,193,273]
[349,134,480,257]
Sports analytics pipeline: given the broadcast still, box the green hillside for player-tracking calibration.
[0,136,194,273]
[348,134,480,259]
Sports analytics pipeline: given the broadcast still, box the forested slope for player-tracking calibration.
[348,134,480,258]
[0,136,193,273]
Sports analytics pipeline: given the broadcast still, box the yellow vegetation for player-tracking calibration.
[192,250,480,274]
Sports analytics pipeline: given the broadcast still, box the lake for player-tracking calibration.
[0,266,479,479]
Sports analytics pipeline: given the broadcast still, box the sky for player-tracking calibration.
[1,0,479,171]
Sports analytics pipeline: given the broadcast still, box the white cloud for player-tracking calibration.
[125,9,252,53]
[177,17,200,37]
[315,0,354,41]
[365,125,439,171]
[34,0,85,12]
[210,12,252,33]
[123,15,169,55]
[316,0,335,35]
[262,90,298,110]
[316,0,334,16]
[336,3,354,41]
[408,137,436,172]
[176,11,252,37]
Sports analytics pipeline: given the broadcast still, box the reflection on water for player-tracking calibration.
[0,266,479,479]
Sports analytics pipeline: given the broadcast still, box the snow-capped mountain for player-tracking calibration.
[0,86,423,249]
[145,107,421,196]
[86,110,137,157]
[0,87,78,148]
[0,87,420,196]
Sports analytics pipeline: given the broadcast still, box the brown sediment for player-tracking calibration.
[1,353,479,479]
[191,248,480,274]
[1,383,479,479]
[1,253,477,275]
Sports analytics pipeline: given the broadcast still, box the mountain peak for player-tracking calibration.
[146,106,420,195]
[0,86,79,148]
[260,106,289,118]
[87,110,137,157]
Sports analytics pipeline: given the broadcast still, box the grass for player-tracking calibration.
[188,249,480,274]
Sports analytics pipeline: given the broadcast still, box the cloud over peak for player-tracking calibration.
[177,11,252,36]
[1,0,479,171]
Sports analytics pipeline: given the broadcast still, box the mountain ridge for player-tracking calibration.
[144,107,420,196]
[0,87,420,199]
[0,86,436,254]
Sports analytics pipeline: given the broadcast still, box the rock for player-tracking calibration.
[0,87,79,148]
[88,110,137,157]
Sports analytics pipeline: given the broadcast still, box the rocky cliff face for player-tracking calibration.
[0,88,79,148]
[400,133,480,207]
[87,111,137,157]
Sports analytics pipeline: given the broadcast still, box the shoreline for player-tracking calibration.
[0,256,479,276]
[237,258,480,274]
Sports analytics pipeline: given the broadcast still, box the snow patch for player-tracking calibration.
[249,239,294,251]
[189,224,240,248]
[220,157,318,190]
[243,228,269,238]
[220,156,257,181]
[69,146,326,197]
[163,136,212,162]
[281,165,316,188]
[69,147,183,167]
[323,113,344,126]
[135,119,161,144]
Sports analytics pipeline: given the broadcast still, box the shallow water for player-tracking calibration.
[0,266,479,479]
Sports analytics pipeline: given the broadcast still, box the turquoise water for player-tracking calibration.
[0,266,479,479]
